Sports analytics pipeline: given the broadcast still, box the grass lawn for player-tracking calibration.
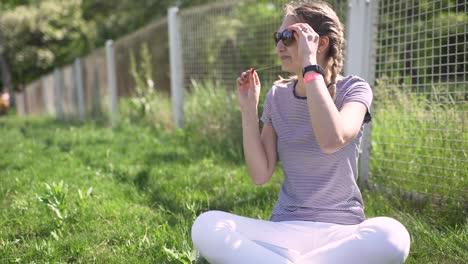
[0,116,466,263]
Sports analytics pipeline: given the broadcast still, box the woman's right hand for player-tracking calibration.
[237,68,261,112]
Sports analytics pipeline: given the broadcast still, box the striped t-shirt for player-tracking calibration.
[261,75,373,225]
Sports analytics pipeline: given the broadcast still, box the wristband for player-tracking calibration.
[303,71,323,83]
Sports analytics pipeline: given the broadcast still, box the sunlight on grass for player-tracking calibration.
[0,82,466,263]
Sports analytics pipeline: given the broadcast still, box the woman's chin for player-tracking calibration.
[281,67,296,74]
[280,62,297,73]
[281,64,292,72]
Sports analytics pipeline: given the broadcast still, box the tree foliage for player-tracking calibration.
[1,0,96,86]
[0,0,217,89]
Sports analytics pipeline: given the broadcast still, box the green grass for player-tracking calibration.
[0,115,466,263]
[370,77,467,209]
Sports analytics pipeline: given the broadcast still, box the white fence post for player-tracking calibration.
[168,6,185,129]
[42,77,49,115]
[74,58,85,121]
[30,82,38,115]
[106,40,118,127]
[14,92,26,116]
[54,68,64,120]
[42,74,55,116]
[344,0,379,185]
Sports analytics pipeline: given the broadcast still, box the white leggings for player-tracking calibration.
[191,211,410,264]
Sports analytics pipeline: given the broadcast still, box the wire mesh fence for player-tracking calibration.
[371,0,467,206]
[179,0,347,91]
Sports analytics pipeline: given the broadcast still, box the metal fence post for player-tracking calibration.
[105,40,119,127]
[54,68,64,120]
[42,75,55,116]
[168,6,185,129]
[74,58,85,121]
[344,0,379,185]
[41,77,49,115]
[92,66,101,116]
[30,82,37,115]
[14,92,24,116]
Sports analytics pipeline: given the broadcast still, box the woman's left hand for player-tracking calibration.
[288,23,320,67]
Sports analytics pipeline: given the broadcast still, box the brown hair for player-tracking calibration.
[276,1,345,101]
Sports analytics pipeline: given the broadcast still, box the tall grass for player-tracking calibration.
[183,79,244,162]
[370,76,467,220]
[121,43,174,130]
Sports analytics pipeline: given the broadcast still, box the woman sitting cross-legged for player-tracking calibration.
[191,1,411,263]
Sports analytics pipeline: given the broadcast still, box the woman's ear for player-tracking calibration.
[318,36,330,54]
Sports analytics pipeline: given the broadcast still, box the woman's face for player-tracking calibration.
[275,15,302,74]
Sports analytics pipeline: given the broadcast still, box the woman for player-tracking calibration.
[191,1,410,263]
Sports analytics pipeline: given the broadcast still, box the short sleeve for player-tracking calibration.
[342,78,373,123]
[260,88,273,125]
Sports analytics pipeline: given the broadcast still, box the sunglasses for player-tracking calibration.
[274,29,295,46]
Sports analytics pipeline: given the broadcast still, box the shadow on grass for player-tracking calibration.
[144,151,196,166]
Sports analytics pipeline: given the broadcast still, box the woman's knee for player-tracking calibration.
[191,210,233,249]
[361,217,411,263]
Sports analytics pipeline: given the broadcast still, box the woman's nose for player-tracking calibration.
[276,41,286,51]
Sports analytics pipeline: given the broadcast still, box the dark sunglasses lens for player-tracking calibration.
[274,30,294,46]
[274,32,281,44]
[282,30,294,46]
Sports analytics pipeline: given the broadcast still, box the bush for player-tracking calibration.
[121,43,173,130]
[184,79,243,162]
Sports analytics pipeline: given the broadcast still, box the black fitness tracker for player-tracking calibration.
[302,65,325,77]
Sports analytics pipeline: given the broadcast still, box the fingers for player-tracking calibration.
[248,69,254,83]
[288,23,319,41]
[237,71,249,86]
[248,69,261,87]
[238,70,254,84]
[242,71,249,80]
[288,23,315,34]
[252,71,260,86]
[238,68,261,87]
